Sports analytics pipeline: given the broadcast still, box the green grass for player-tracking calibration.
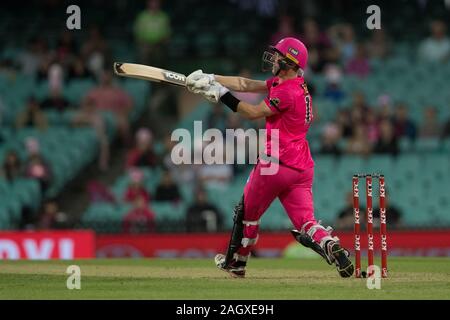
[0,257,449,299]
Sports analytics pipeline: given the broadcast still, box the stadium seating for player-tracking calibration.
[0,69,151,229]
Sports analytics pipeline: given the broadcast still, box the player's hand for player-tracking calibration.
[198,81,229,103]
[186,70,214,92]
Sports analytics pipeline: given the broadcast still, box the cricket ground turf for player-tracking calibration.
[0,257,449,300]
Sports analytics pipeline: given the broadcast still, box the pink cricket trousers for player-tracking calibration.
[237,160,328,258]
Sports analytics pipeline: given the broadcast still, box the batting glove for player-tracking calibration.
[186,70,215,93]
[200,81,229,103]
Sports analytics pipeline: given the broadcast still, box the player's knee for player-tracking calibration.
[301,220,333,239]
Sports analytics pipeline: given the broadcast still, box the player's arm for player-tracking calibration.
[214,75,267,93]
[197,82,281,120]
[186,70,267,93]
[235,100,274,120]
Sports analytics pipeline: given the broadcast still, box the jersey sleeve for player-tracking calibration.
[264,88,293,114]
[265,77,275,91]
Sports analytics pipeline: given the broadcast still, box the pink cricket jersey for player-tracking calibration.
[263,76,314,171]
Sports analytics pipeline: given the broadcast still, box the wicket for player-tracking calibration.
[352,174,388,278]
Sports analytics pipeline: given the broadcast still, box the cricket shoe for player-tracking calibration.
[324,239,354,278]
[214,254,246,278]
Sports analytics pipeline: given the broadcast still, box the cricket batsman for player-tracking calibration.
[186,37,354,278]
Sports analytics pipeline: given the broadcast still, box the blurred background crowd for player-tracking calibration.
[0,0,449,234]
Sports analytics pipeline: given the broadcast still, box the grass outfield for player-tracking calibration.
[0,257,449,299]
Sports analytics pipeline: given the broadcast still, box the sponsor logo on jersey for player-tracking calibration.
[269,98,280,106]
[269,98,281,111]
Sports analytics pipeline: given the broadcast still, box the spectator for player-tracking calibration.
[351,91,370,112]
[0,96,6,128]
[24,138,52,193]
[36,53,54,82]
[366,29,391,60]
[345,43,371,78]
[85,70,133,144]
[441,117,450,140]
[18,36,50,76]
[38,200,68,230]
[0,58,16,78]
[373,120,399,156]
[376,94,393,121]
[393,103,417,141]
[372,188,402,229]
[319,122,342,156]
[48,62,65,92]
[124,168,151,204]
[126,128,158,168]
[67,56,94,81]
[323,64,345,103]
[270,15,300,46]
[154,170,181,202]
[87,180,116,203]
[419,106,441,138]
[418,20,450,63]
[346,124,371,156]
[225,112,255,174]
[81,26,109,77]
[161,133,199,186]
[336,190,401,231]
[162,132,177,168]
[55,30,78,66]
[349,106,364,131]
[329,23,356,64]
[365,109,380,144]
[300,18,333,72]
[133,0,171,66]
[123,194,156,233]
[2,150,22,182]
[40,87,70,113]
[72,97,110,171]
[198,162,233,189]
[336,192,365,230]
[336,109,352,138]
[198,148,233,190]
[186,189,223,232]
[16,97,48,130]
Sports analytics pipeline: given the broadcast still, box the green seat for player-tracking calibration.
[0,211,9,229]
[415,138,440,153]
[152,202,185,221]
[393,154,420,179]
[83,203,115,221]
[399,138,413,153]
[65,79,95,105]
[338,155,365,178]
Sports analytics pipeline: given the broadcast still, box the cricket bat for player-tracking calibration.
[113,62,187,87]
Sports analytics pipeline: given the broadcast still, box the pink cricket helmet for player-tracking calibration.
[271,37,308,70]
